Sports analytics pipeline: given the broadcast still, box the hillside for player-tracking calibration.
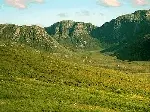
[92,9,150,60]
[115,34,150,61]
[92,10,150,44]
[45,20,101,51]
[0,24,68,53]
[0,40,150,112]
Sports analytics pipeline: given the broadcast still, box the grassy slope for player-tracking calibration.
[0,40,150,112]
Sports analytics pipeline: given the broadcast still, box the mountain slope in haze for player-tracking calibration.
[92,9,150,60]
[45,20,101,51]
[0,24,68,53]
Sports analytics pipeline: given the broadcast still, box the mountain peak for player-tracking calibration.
[45,20,100,51]
[0,24,67,53]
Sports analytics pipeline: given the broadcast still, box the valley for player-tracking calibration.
[0,9,150,112]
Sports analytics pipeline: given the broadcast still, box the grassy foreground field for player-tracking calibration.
[0,41,150,112]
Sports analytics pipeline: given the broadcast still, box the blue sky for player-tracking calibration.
[0,0,149,27]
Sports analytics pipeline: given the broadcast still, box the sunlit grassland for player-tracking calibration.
[0,40,150,112]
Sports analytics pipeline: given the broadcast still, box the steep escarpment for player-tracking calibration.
[92,9,150,60]
[0,24,67,53]
[92,10,150,44]
[45,20,101,51]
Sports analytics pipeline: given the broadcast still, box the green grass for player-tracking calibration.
[0,40,150,112]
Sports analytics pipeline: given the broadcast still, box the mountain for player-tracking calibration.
[92,10,150,44]
[92,9,150,60]
[0,24,68,53]
[1,10,150,112]
[0,9,150,60]
[45,20,101,51]
[45,9,150,60]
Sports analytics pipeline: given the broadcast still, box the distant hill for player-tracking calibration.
[0,24,68,53]
[92,10,150,44]
[92,9,150,60]
[45,20,101,51]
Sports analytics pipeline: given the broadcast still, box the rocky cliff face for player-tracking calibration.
[45,20,101,51]
[91,9,150,60]
[0,24,67,53]
[92,10,150,45]
[45,20,95,36]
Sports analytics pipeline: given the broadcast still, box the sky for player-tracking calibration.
[0,0,149,27]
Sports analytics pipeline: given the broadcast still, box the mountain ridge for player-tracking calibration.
[0,24,69,53]
[0,9,150,60]
[45,20,101,51]
[91,9,150,60]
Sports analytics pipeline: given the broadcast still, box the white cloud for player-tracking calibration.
[5,0,44,9]
[98,0,149,7]
[133,0,148,5]
[98,0,121,7]
[102,0,120,7]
